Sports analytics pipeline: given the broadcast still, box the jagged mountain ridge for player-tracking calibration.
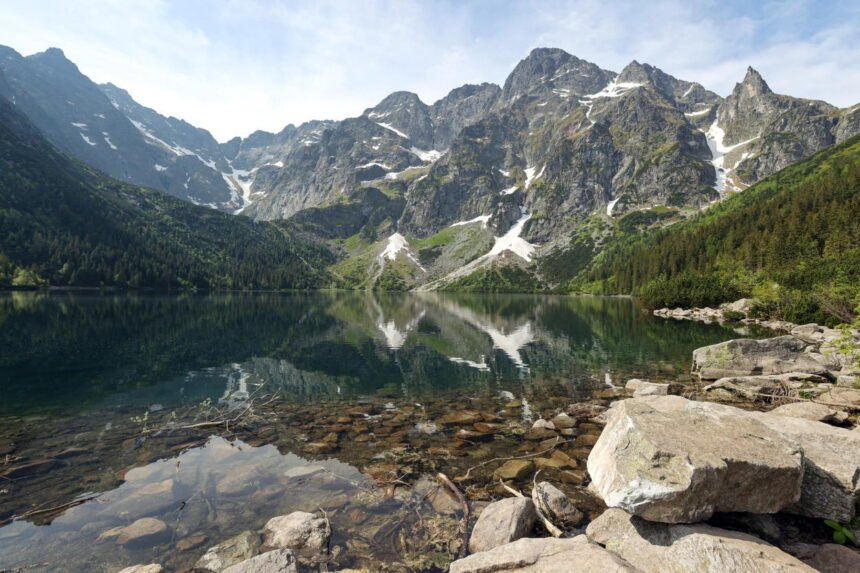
[1,45,858,291]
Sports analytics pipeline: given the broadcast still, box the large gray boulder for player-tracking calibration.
[587,396,803,523]
[450,535,637,573]
[468,497,537,554]
[753,412,860,522]
[767,402,848,424]
[264,511,330,557]
[692,336,831,380]
[587,508,816,573]
[803,544,860,573]
[222,549,298,573]
[703,372,829,400]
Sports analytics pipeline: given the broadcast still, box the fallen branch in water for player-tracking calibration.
[459,438,574,480]
[437,472,470,558]
[0,494,99,526]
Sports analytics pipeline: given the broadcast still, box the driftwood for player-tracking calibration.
[437,472,470,557]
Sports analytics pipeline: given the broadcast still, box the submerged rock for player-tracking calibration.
[587,396,803,523]
[222,549,298,573]
[264,511,330,557]
[195,530,262,572]
[451,536,636,572]
[115,517,170,548]
[587,508,816,573]
[692,336,830,380]
[468,497,537,554]
[533,482,584,527]
[494,460,533,481]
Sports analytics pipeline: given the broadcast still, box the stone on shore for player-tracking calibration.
[264,511,330,557]
[587,396,803,523]
[115,518,170,548]
[692,336,831,380]
[767,401,848,424]
[451,536,636,573]
[752,412,860,522]
[803,544,860,573]
[222,549,298,573]
[468,497,537,554]
[533,482,584,527]
[587,508,816,573]
[633,382,669,397]
[195,531,262,572]
[118,566,164,573]
[703,372,830,401]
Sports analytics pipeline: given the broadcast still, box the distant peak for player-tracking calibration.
[740,66,771,96]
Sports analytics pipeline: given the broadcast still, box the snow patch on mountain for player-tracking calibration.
[499,185,518,195]
[410,147,443,162]
[451,214,492,228]
[488,212,535,262]
[102,132,118,150]
[606,197,621,216]
[376,122,409,139]
[381,233,425,271]
[703,118,760,195]
[79,133,96,146]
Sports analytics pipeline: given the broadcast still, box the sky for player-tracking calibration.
[2,0,858,141]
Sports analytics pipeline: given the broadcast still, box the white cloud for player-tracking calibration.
[0,0,857,141]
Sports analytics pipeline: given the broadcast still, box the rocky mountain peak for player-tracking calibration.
[27,47,81,76]
[737,66,772,98]
[501,47,612,103]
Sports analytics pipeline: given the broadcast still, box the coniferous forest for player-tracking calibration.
[0,99,333,290]
[576,135,860,325]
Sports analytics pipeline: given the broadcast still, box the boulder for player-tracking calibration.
[803,544,860,573]
[118,566,164,573]
[703,372,829,400]
[115,518,170,548]
[195,531,262,572]
[722,298,754,314]
[587,508,815,573]
[468,497,537,554]
[533,482,584,527]
[264,511,330,557]
[587,396,803,523]
[767,402,848,424]
[692,336,830,380]
[222,549,299,573]
[625,379,647,391]
[451,535,636,573]
[753,412,860,522]
[633,382,669,397]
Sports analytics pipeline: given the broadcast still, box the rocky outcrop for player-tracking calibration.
[587,396,803,523]
[468,497,538,553]
[221,549,298,573]
[692,336,831,380]
[586,508,816,573]
[450,536,637,573]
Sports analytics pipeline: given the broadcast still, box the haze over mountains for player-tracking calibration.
[0,44,858,291]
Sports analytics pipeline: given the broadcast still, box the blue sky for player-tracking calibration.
[2,0,858,141]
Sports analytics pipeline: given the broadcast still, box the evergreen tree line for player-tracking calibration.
[576,135,860,325]
[0,99,334,290]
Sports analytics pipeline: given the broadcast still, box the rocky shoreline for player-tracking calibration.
[653,298,799,332]
[112,322,860,572]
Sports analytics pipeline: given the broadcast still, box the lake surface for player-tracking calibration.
[0,292,756,572]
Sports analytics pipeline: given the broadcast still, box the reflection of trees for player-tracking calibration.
[1,292,743,414]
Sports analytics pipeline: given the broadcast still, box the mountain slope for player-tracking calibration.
[0,46,241,209]
[0,97,332,290]
[576,135,860,324]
